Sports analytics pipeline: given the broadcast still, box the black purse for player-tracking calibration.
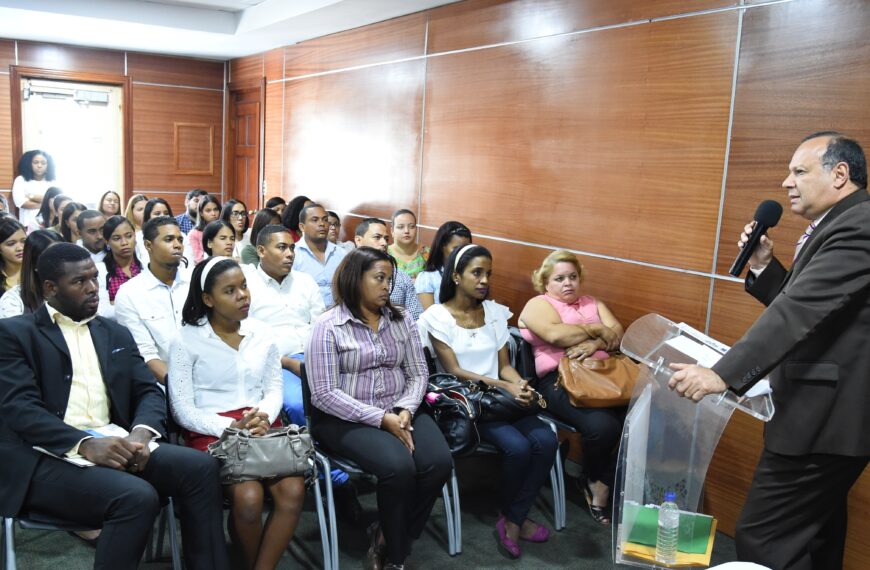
[423,373,480,457]
[476,383,546,423]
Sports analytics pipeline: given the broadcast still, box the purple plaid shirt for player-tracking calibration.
[305,303,428,427]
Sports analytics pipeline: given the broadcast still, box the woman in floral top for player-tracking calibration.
[387,209,429,280]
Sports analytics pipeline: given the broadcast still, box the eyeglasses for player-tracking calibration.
[328,222,340,228]
[230,211,247,218]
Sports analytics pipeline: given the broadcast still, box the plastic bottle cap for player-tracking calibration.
[665,491,676,502]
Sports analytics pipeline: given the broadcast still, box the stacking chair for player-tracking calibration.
[299,364,457,570]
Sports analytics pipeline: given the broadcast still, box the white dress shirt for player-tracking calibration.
[114,265,191,363]
[168,317,283,437]
[242,264,325,356]
[76,240,107,264]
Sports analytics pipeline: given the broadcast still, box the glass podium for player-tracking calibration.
[612,314,774,568]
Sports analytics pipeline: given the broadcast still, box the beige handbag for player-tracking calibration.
[207,425,315,484]
[556,353,640,408]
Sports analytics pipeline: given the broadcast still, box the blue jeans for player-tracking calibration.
[282,359,349,486]
[477,415,559,525]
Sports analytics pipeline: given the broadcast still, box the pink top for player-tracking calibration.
[520,294,610,377]
[189,228,205,263]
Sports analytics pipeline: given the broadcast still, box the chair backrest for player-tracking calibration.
[299,363,315,430]
[508,326,537,380]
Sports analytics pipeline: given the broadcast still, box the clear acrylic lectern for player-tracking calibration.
[612,314,774,568]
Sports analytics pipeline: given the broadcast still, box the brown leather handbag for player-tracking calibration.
[556,353,640,407]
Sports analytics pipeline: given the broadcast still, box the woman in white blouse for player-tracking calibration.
[418,245,558,560]
[169,256,304,570]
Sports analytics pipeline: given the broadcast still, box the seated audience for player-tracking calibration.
[12,150,56,232]
[75,210,107,263]
[242,225,324,424]
[418,244,557,558]
[124,193,148,232]
[0,230,63,318]
[36,186,63,230]
[203,220,236,258]
[292,203,347,307]
[265,196,286,216]
[326,211,355,252]
[115,217,190,385]
[97,190,122,218]
[0,243,229,570]
[241,209,281,266]
[170,256,304,570]
[280,195,312,243]
[415,221,472,310]
[50,194,72,234]
[388,209,429,281]
[306,247,452,570]
[519,250,625,526]
[190,195,222,263]
[221,199,250,257]
[98,216,142,306]
[354,217,423,320]
[0,218,28,300]
[59,202,86,243]
[176,188,208,234]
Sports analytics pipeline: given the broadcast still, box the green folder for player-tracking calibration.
[624,504,714,555]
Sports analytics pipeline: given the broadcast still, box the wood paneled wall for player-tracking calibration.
[1,41,224,216]
[232,0,870,564]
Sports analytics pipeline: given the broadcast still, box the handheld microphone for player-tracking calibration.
[729,200,783,277]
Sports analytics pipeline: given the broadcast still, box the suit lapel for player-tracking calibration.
[34,305,70,361]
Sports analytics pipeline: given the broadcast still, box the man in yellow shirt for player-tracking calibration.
[0,243,229,570]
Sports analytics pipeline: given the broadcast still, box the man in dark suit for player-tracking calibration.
[0,243,229,570]
[669,132,870,569]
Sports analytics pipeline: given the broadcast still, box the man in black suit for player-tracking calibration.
[669,132,870,569]
[0,243,229,569]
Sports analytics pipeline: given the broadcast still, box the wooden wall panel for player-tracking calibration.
[131,85,222,194]
[284,13,425,79]
[264,48,284,82]
[422,11,736,272]
[264,82,284,201]
[282,60,424,220]
[707,278,763,345]
[127,52,224,89]
[714,0,870,276]
[0,39,14,71]
[427,0,734,54]
[0,74,11,189]
[229,54,263,84]
[17,41,124,75]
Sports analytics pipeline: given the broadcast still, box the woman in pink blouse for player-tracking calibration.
[306,247,452,570]
[518,250,625,526]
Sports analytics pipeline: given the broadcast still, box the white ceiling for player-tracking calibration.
[0,0,460,60]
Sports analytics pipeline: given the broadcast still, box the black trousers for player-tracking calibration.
[736,448,869,570]
[534,371,625,486]
[312,411,453,564]
[23,442,229,570]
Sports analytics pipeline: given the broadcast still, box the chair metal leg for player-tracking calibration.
[166,498,182,570]
[440,483,456,555]
[317,452,339,570]
[539,415,567,530]
[311,458,332,570]
[3,518,16,570]
[450,466,462,554]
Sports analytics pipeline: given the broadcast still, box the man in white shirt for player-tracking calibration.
[241,224,324,424]
[75,210,107,263]
[115,217,190,385]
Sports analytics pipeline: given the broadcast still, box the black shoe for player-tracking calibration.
[333,480,363,525]
[365,522,385,570]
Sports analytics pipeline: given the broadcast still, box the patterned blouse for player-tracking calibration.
[305,303,428,427]
[106,258,142,302]
[388,244,429,280]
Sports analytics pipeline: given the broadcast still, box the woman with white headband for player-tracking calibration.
[168,256,304,569]
[418,244,558,559]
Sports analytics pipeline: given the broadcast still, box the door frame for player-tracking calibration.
[224,78,265,210]
[9,66,133,197]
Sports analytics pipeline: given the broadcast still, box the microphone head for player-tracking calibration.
[754,200,783,227]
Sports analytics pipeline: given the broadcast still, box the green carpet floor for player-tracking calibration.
[5,455,737,569]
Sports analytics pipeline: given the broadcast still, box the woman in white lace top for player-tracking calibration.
[169,256,304,570]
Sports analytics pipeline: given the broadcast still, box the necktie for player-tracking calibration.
[794,221,817,260]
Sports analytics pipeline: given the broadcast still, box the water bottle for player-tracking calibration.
[655,490,679,564]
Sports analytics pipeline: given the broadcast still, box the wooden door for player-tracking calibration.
[226,83,263,212]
